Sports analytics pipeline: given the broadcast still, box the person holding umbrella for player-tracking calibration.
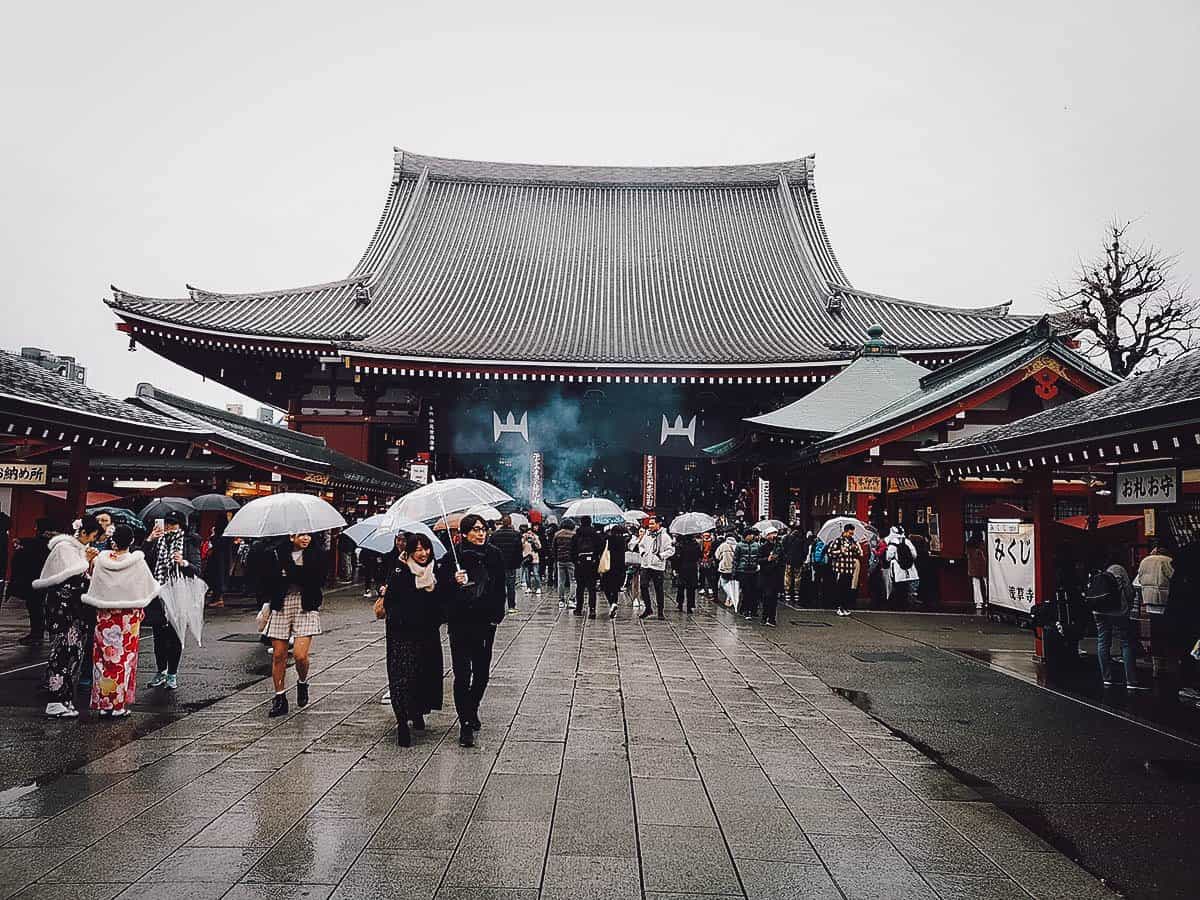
[264,533,327,717]
[442,513,506,747]
[143,511,202,690]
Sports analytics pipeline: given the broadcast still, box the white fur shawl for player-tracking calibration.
[32,533,89,591]
[82,550,160,610]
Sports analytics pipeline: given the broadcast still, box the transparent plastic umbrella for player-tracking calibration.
[816,517,874,544]
[224,493,346,538]
[563,497,624,520]
[388,478,513,524]
[356,519,448,560]
[669,512,717,536]
[753,519,787,534]
[467,504,502,522]
[623,510,648,525]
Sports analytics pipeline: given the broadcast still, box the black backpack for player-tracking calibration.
[1083,570,1122,614]
[894,539,915,570]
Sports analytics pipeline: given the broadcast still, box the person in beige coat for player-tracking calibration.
[1138,546,1175,677]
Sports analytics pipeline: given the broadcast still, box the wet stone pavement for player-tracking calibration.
[0,594,1116,900]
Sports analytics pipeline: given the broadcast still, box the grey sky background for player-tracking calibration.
[3,1,1197,410]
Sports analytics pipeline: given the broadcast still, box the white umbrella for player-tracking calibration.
[467,504,502,522]
[224,493,346,538]
[623,509,648,525]
[816,516,873,544]
[357,519,448,560]
[388,478,513,524]
[669,512,717,536]
[342,514,387,546]
[509,513,531,530]
[563,497,624,521]
[753,519,786,535]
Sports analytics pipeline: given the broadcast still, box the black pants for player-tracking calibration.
[25,592,45,639]
[675,581,697,611]
[153,624,182,675]
[701,567,719,595]
[641,569,665,615]
[737,575,758,617]
[835,572,855,609]
[575,564,598,612]
[760,588,778,624]
[448,622,495,724]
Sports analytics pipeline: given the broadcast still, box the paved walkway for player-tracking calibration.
[0,596,1115,900]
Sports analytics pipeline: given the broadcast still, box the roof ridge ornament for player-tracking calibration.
[858,323,898,357]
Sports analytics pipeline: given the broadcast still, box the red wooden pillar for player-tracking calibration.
[64,445,90,521]
[1027,471,1055,662]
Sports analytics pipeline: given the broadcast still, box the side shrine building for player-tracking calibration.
[108,149,1060,511]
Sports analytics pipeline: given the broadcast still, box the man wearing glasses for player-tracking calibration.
[442,513,507,747]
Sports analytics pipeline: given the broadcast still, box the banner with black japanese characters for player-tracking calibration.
[987,520,1036,614]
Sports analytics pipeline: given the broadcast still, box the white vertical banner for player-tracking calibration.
[642,455,657,510]
[987,520,1036,613]
[758,478,771,521]
[530,452,544,505]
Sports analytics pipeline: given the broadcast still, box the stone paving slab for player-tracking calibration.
[0,594,1120,900]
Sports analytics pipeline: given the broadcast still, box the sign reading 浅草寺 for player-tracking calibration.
[1115,467,1177,506]
[0,463,48,486]
[845,475,882,493]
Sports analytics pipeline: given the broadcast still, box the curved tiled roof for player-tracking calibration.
[108,149,1050,368]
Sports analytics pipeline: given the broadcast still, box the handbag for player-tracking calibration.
[598,545,611,575]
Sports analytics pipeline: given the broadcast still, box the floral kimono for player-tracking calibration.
[32,534,91,705]
[83,549,159,713]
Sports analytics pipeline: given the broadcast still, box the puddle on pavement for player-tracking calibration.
[0,781,39,805]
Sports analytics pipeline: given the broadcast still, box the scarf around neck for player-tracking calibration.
[155,529,185,583]
[405,555,437,591]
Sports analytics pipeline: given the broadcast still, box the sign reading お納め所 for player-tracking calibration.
[0,463,47,486]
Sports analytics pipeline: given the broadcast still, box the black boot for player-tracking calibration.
[411,715,426,731]
[459,724,475,747]
[397,723,411,747]
[268,693,288,718]
[296,681,309,708]
[588,607,596,619]
[573,604,583,616]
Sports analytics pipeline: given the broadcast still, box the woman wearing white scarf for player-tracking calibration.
[82,525,158,717]
[33,514,102,718]
[380,532,444,746]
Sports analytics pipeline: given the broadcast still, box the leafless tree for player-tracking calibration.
[1050,221,1198,376]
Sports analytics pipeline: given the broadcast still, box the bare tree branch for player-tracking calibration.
[1050,221,1200,375]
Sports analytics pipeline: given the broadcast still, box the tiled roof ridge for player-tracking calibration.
[833,285,1019,319]
[109,277,366,307]
[392,148,817,187]
[134,384,327,450]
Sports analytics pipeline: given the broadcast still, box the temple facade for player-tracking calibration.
[108,149,1057,512]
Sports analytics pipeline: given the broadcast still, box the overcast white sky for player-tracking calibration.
[2,1,1197,409]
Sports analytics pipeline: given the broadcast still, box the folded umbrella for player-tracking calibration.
[224,493,346,538]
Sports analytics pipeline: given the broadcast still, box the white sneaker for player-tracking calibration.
[45,702,78,718]
[110,709,130,718]
[609,603,618,619]
[836,607,851,617]
[380,691,391,704]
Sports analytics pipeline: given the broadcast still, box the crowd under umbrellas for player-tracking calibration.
[21,472,925,754]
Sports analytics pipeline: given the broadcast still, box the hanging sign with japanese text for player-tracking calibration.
[0,463,47,486]
[987,520,1036,614]
[528,453,543,505]
[408,463,429,486]
[1115,467,1177,506]
[845,475,882,493]
[642,455,657,510]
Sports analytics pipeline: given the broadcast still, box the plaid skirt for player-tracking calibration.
[265,591,322,640]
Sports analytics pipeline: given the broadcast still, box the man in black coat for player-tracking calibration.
[443,513,506,747]
[570,516,602,618]
[487,515,523,613]
[11,518,57,646]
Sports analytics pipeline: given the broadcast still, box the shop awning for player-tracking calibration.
[1056,514,1143,531]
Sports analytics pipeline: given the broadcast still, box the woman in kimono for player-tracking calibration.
[381,532,444,746]
[33,515,102,718]
[83,525,159,717]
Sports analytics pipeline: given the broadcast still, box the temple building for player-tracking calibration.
[108,149,1058,511]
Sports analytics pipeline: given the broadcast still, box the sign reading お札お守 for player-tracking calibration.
[1115,467,1177,506]
[0,463,47,486]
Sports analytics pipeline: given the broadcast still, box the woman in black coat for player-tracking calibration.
[600,525,628,619]
[673,533,701,612]
[381,532,445,746]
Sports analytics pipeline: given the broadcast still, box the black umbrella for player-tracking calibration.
[86,506,145,533]
[139,497,196,522]
[191,493,241,512]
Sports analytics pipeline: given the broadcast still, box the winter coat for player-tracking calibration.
[8,534,51,599]
[601,532,628,591]
[571,524,603,570]
[733,539,759,577]
[383,560,444,635]
[673,536,701,587]
[826,536,862,577]
[1103,563,1136,618]
[82,550,158,610]
[635,529,675,572]
[488,526,523,570]
[965,544,987,579]
[521,532,542,566]
[144,530,203,581]
[553,528,576,564]
[1137,553,1174,612]
[440,542,506,627]
[782,530,809,566]
[268,545,327,611]
[885,530,919,583]
[715,538,737,575]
